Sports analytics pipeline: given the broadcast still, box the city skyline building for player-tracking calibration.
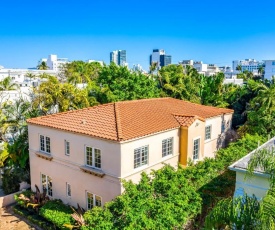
[149,49,172,68]
[110,50,127,66]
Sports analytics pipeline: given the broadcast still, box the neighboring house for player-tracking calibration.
[229,138,275,200]
[27,98,233,209]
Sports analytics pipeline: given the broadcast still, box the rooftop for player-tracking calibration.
[27,98,233,142]
[229,137,275,174]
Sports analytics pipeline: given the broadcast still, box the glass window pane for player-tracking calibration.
[67,183,71,197]
[95,195,101,207]
[40,135,45,151]
[46,137,51,153]
[94,149,101,168]
[48,176,53,196]
[65,141,70,155]
[86,147,93,166]
[87,192,93,209]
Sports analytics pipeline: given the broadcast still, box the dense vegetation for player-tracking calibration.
[0,61,274,228]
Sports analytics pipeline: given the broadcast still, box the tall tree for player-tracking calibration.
[90,63,160,104]
[236,64,242,71]
[0,76,18,91]
[62,61,102,84]
[158,64,200,103]
[32,76,90,114]
[37,61,49,70]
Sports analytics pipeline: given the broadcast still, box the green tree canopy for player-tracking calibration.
[89,63,160,104]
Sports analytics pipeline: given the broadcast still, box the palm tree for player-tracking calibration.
[258,65,265,78]
[236,64,242,72]
[37,61,49,70]
[205,148,275,229]
[0,76,18,91]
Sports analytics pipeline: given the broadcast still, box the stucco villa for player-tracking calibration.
[27,97,233,209]
[229,137,275,200]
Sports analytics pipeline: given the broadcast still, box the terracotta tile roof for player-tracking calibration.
[27,98,233,141]
[173,115,205,127]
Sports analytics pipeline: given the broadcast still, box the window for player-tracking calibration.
[66,183,71,197]
[86,146,101,169]
[193,138,200,160]
[221,120,226,133]
[162,137,173,157]
[41,174,52,196]
[87,192,102,209]
[134,146,148,168]
[40,135,51,153]
[65,140,70,156]
[205,125,212,140]
[272,61,275,65]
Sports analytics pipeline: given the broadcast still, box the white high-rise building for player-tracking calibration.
[149,49,171,69]
[263,60,275,80]
[110,50,127,66]
[38,54,69,71]
[232,59,263,73]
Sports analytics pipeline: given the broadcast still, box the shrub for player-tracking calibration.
[2,168,20,194]
[39,200,75,229]
[82,207,114,230]
[13,204,55,230]
[14,190,34,208]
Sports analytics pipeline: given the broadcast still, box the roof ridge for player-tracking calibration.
[114,103,123,141]
[115,97,170,104]
[173,113,195,117]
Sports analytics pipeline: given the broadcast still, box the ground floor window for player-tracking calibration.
[41,174,52,196]
[87,192,102,209]
[66,183,71,197]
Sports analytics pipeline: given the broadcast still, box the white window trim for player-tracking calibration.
[86,191,102,210]
[162,137,173,158]
[65,140,70,156]
[193,137,201,161]
[134,145,149,169]
[39,134,51,154]
[85,145,101,169]
[205,125,212,141]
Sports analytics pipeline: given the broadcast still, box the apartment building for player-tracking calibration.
[149,49,172,69]
[27,98,233,209]
[110,50,127,66]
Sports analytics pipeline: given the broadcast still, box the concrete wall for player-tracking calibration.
[28,124,122,208]
[234,171,270,200]
[204,113,232,158]
[186,119,205,161]
[120,129,179,183]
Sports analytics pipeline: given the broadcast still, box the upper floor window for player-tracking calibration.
[162,137,173,157]
[87,192,102,209]
[65,140,70,156]
[41,174,52,196]
[86,146,101,169]
[193,138,200,160]
[40,135,50,153]
[205,125,212,140]
[272,61,275,65]
[134,145,148,168]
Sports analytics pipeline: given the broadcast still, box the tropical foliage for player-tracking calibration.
[1,61,274,228]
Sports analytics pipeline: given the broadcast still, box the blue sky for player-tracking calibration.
[1,0,275,70]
